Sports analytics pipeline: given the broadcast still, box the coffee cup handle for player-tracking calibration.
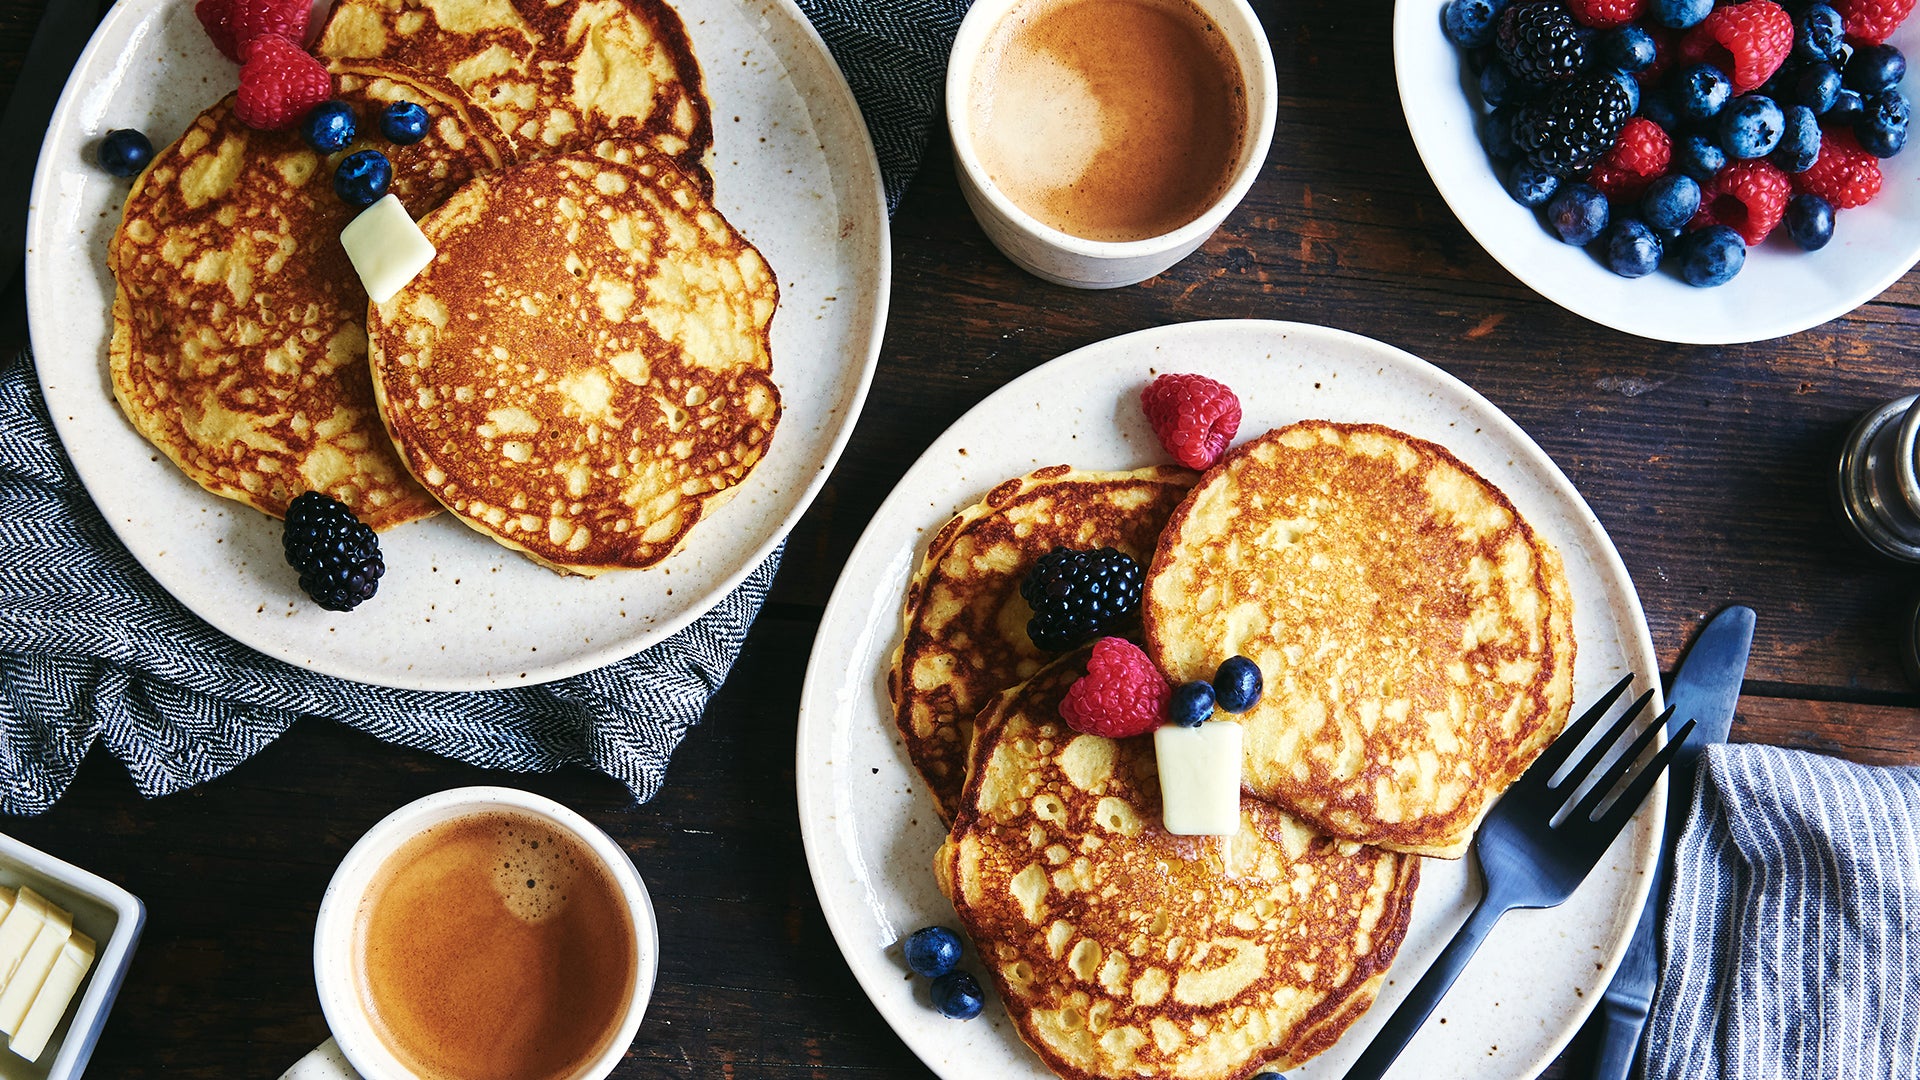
[278,1038,362,1080]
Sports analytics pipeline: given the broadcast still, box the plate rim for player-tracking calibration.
[22,0,891,691]
[1392,0,1920,345]
[794,317,1663,1079]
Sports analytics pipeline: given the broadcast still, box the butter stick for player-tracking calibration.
[0,903,70,1034]
[8,932,94,1062]
[0,889,49,991]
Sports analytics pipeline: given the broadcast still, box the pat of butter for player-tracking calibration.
[9,931,94,1062]
[341,193,436,305]
[1154,721,1244,836]
[0,889,50,990]
[0,903,69,1035]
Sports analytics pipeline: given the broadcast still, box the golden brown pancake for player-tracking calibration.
[935,650,1420,1080]
[316,0,712,185]
[108,62,514,529]
[889,465,1196,823]
[1143,421,1575,859]
[366,147,778,574]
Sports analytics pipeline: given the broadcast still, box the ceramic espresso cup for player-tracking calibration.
[946,0,1277,288]
[279,787,658,1080]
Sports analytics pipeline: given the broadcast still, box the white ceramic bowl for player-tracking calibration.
[1395,0,1920,343]
[0,832,144,1080]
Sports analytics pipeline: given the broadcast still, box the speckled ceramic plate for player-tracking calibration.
[797,320,1662,1080]
[1396,0,1920,344]
[25,0,886,690]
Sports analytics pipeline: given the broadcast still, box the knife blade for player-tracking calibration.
[1589,604,1755,1080]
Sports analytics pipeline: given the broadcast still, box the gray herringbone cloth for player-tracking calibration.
[1642,743,1920,1079]
[0,0,965,814]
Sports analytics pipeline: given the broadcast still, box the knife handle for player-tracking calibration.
[1341,895,1509,1080]
[1590,998,1648,1080]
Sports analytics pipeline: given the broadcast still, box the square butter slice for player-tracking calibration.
[1155,721,1244,836]
[9,931,94,1062]
[0,888,50,990]
[341,193,436,305]
[0,903,70,1034]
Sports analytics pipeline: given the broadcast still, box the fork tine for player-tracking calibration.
[1592,718,1698,838]
[1567,705,1677,823]
[1552,687,1655,793]
[1526,674,1635,787]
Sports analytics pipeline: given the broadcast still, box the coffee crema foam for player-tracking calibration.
[969,0,1246,243]
[354,809,636,1080]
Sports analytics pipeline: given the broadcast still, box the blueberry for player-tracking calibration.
[1480,61,1522,108]
[904,926,963,978]
[1547,182,1609,245]
[1213,656,1263,713]
[333,149,392,208]
[1603,26,1658,73]
[1678,225,1746,287]
[1719,94,1786,158]
[301,101,357,154]
[379,101,431,144]
[1250,1074,1288,1080]
[1484,105,1521,161]
[1758,60,1799,104]
[1675,63,1734,123]
[1605,218,1664,277]
[1504,160,1560,206]
[1675,132,1728,181]
[930,970,984,1020]
[1170,681,1216,727]
[1828,87,1867,127]
[1795,62,1843,113]
[1785,192,1835,250]
[1641,173,1702,230]
[1772,104,1822,171]
[1844,44,1906,96]
[96,129,153,177]
[1795,4,1846,63]
[1445,0,1506,49]
[1641,88,1681,133]
[1649,0,1712,29]
[1611,69,1641,116]
[1857,89,1910,156]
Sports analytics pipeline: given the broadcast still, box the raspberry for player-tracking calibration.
[282,492,384,611]
[1795,128,1885,208]
[1141,373,1241,470]
[1833,0,1918,45]
[1019,547,1145,652]
[1696,159,1792,245]
[1678,1,1794,93]
[1057,638,1169,739]
[195,0,312,64]
[1588,117,1671,200]
[235,35,333,131]
[1568,0,1644,30]
[1636,25,1681,85]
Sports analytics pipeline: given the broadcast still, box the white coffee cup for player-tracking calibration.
[279,787,659,1080]
[945,0,1278,289]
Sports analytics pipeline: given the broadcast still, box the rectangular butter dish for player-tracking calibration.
[0,831,143,1079]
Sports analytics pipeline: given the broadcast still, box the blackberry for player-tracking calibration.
[1496,2,1589,87]
[283,492,385,611]
[1018,547,1143,652]
[1515,74,1634,177]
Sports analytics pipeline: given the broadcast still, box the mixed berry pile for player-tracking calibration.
[1445,0,1913,285]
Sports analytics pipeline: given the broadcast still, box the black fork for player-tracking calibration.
[1340,675,1695,1080]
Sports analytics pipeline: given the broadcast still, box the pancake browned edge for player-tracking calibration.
[935,649,1420,1080]
[1143,421,1576,859]
[888,465,1196,824]
[108,61,515,530]
[316,0,713,189]
[367,147,777,575]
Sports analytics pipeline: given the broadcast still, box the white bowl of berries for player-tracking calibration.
[1396,0,1920,343]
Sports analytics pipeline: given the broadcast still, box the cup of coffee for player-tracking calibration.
[279,787,658,1080]
[946,0,1277,289]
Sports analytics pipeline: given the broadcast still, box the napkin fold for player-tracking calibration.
[0,0,967,814]
[1643,742,1920,1080]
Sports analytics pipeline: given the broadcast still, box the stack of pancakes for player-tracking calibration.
[892,421,1574,1079]
[108,0,777,575]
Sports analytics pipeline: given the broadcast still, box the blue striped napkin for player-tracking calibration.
[0,0,966,814]
[1642,743,1920,1079]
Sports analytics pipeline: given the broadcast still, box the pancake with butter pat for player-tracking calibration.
[316,0,711,183]
[1143,421,1575,859]
[935,651,1419,1080]
[108,62,514,529]
[889,465,1195,823]
[366,148,778,574]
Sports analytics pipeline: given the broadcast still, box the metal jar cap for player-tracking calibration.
[1835,394,1920,563]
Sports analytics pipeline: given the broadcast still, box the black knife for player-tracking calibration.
[0,0,110,296]
[1589,605,1755,1080]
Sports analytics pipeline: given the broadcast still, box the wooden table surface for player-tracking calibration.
[4,1,1920,1077]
